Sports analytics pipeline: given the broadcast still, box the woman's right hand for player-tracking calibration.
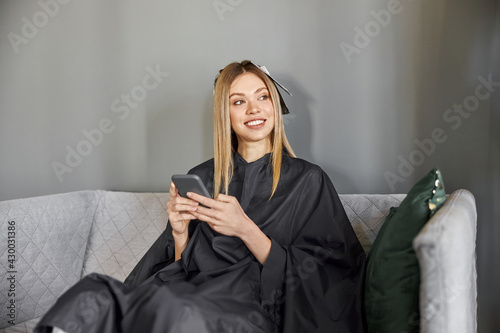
[166,182,198,238]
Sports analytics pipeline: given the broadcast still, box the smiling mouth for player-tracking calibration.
[245,119,265,126]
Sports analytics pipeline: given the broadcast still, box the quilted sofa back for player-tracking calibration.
[0,190,405,330]
[0,191,100,329]
[81,191,170,281]
[0,190,171,330]
[82,192,405,280]
[340,194,406,253]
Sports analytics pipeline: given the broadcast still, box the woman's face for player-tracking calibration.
[229,72,275,150]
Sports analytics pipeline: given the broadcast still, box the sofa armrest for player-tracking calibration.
[413,189,478,333]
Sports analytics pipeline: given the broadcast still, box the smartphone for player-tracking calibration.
[171,174,211,198]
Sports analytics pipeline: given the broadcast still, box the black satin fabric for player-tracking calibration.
[35,153,366,333]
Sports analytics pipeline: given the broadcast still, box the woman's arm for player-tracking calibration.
[173,232,190,261]
[188,192,271,265]
[239,221,272,265]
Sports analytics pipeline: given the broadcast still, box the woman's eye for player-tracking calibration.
[233,100,244,105]
[259,95,268,100]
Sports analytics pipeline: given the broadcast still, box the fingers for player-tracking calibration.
[187,192,240,217]
[175,212,197,221]
[184,193,244,236]
[186,192,219,208]
[191,208,217,222]
[169,182,178,197]
[167,187,198,208]
[189,193,229,224]
[168,208,196,224]
[169,182,199,205]
[167,184,199,221]
[190,211,205,222]
[215,193,234,203]
[167,197,197,212]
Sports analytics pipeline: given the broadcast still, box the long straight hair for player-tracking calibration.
[213,60,295,199]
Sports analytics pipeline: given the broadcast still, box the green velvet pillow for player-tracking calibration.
[364,168,446,333]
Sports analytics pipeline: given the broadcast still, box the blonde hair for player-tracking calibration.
[213,60,295,199]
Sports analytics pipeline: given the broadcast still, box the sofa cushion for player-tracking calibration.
[81,191,170,281]
[364,168,446,333]
[0,191,99,330]
[413,189,477,333]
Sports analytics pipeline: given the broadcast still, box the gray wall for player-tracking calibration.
[1,0,498,330]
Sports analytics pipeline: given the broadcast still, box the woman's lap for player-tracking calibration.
[35,273,276,333]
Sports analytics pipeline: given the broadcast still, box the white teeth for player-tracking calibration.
[247,120,264,126]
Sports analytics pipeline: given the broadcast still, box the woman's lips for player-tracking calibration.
[244,119,266,129]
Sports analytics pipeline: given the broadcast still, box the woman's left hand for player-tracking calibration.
[187,192,252,238]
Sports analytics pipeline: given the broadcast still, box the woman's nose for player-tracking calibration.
[246,100,260,114]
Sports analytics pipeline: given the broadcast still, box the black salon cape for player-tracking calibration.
[35,153,365,333]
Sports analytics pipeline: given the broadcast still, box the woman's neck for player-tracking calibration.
[237,141,272,163]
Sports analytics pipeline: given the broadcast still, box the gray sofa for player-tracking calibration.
[0,189,477,333]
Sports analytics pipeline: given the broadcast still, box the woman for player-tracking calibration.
[36,60,365,333]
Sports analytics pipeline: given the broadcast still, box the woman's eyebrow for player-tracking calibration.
[229,87,268,99]
[229,92,244,98]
